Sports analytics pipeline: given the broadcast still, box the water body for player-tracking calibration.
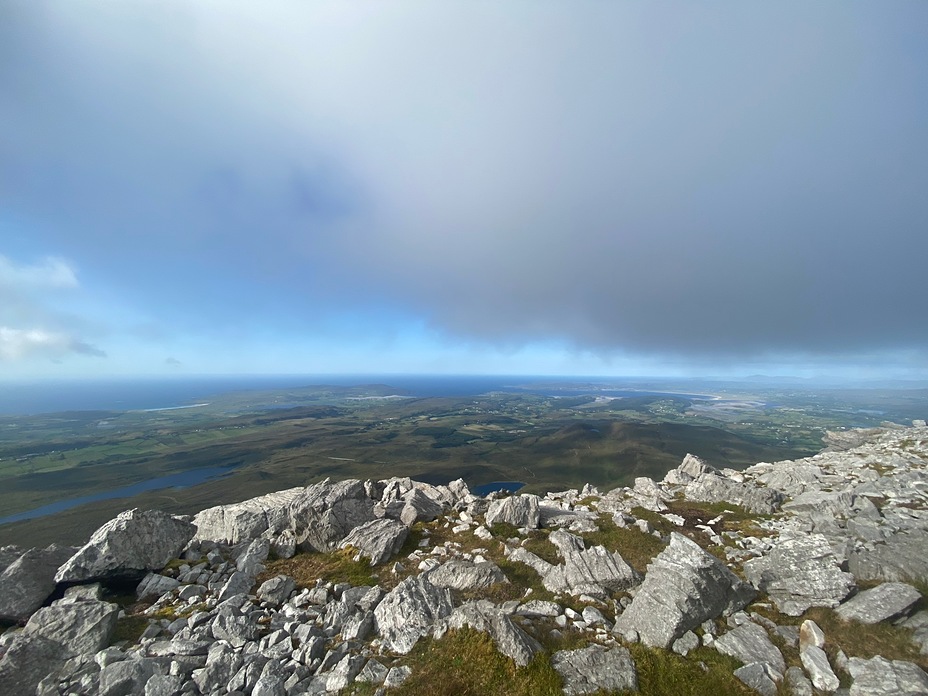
[0,466,236,526]
[471,481,526,497]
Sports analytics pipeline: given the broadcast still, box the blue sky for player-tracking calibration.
[2,2,927,381]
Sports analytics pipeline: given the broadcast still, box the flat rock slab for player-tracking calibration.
[55,509,196,583]
[836,582,922,624]
[374,575,453,654]
[23,599,119,655]
[428,559,507,591]
[614,532,755,648]
[848,656,928,696]
[552,644,638,695]
[714,622,786,677]
[192,487,304,545]
[742,533,855,616]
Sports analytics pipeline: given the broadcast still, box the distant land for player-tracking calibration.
[0,375,925,548]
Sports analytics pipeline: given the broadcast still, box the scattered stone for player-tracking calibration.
[256,575,296,606]
[835,582,922,624]
[785,665,814,696]
[55,509,196,583]
[714,621,786,678]
[800,645,840,692]
[799,619,825,651]
[427,559,507,591]
[136,572,180,601]
[672,631,699,656]
[485,494,541,529]
[733,662,779,696]
[614,533,755,648]
[552,644,638,695]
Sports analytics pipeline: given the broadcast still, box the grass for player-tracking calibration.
[628,645,756,696]
[259,548,376,589]
[374,628,565,696]
[110,614,150,645]
[581,515,666,575]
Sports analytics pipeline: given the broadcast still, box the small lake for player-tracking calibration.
[471,481,525,497]
[0,466,236,526]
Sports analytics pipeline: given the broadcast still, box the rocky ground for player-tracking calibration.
[1,422,928,695]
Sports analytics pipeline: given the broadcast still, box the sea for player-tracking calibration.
[0,375,711,417]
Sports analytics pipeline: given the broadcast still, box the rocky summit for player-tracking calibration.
[1,424,928,695]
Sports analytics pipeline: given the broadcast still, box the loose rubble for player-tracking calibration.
[0,422,926,694]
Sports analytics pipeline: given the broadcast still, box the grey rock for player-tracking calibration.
[211,610,259,648]
[98,656,156,696]
[145,673,186,696]
[785,666,814,696]
[485,494,541,529]
[685,473,783,515]
[799,619,825,650]
[289,479,377,552]
[436,600,542,667]
[192,487,304,545]
[428,559,507,591]
[0,633,71,696]
[508,547,554,577]
[340,518,409,565]
[848,656,928,696]
[0,544,75,623]
[664,453,714,485]
[614,533,755,648]
[374,575,454,654]
[849,535,928,586]
[733,662,778,696]
[552,644,638,695]
[515,600,562,617]
[236,536,270,575]
[743,534,855,616]
[714,622,786,678]
[544,544,640,598]
[257,575,296,606]
[56,509,196,583]
[356,658,389,684]
[136,572,181,601]
[400,488,444,526]
[800,645,840,692]
[24,600,119,655]
[218,571,254,601]
[836,582,922,624]
[383,665,412,688]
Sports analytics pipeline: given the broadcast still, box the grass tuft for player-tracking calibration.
[260,548,376,588]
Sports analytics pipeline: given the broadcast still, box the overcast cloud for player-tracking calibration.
[1,2,926,376]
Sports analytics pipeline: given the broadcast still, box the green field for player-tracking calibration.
[1,382,925,548]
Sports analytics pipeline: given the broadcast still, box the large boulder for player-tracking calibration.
[485,494,541,529]
[552,644,638,695]
[23,599,119,655]
[428,559,507,591]
[743,533,855,616]
[55,509,196,583]
[288,479,377,552]
[847,656,928,696]
[714,622,786,679]
[543,544,640,598]
[0,544,76,623]
[192,487,304,545]
[374,575,454,654]
[684,473,783,515]
[614,533,755,648]
[435,600,542,667]
[339,518,409,565]
[0,633,71,696]
[399,488,444,526]
[848,533,928,585]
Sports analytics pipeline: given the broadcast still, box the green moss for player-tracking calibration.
[110,614,149,645]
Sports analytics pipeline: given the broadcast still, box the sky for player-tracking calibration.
[2,2,927,381]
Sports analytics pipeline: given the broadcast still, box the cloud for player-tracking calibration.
[165,357,182,367]
[0,327,105,361]
[2,2,927,371]
[0,255,78,290]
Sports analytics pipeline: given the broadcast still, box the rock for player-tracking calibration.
[257,575,296,606]
[211,608,260,648]
[0,633,71,696]
[544,544,640,598]
[672,631,699,656]
[436,600,542,667]
[144,674,186,696]
[0,544,75,622]
[192,487,304,546]
[356,658,389,684]
[236,536,270,576]
[516,600,562,618]
[508,547,554,577]
[714,622,785,678]
[849,533,928,585]
[835,582,922,624]
[98,656,156,696]
[551,644,638,695]
[136,572,181,601]
[339,518,409,565]
[55,509,196,583]
[399,488,444,526]
[799,619,826,651]
[374,575,454,654]
[684,473,783,514]
[847,656,928,696]
[427,559,507,591]
[383,665,412,688]
[733,662,779,696]
[742,534,855,616]
[785,666,814,696]
[23,600,119,655]
[664,453,715,485]
[800,645,840,692]
[613,533,755,648]
[288,479,377,552]
[485,494,541,529]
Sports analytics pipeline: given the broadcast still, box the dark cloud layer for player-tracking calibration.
[2,2,927,367]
